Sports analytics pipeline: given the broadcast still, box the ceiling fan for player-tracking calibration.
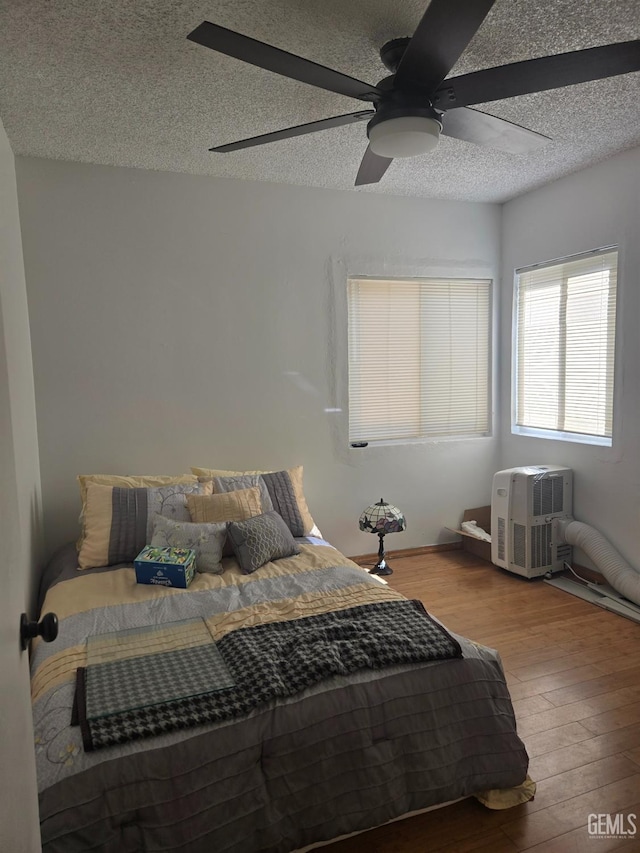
[187,0,640,186]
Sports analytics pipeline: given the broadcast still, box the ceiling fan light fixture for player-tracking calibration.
[368,115,442,158]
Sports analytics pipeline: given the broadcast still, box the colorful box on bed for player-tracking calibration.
[134,546,196,588]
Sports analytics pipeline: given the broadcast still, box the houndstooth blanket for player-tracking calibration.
[74,599,462,751]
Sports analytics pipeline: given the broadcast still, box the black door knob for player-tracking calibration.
[20,612,58,650]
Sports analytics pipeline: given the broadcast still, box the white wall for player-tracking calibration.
[500,147,640,569]
[0,118,42,852]
[16,157,501,558]
[0,130,43,612]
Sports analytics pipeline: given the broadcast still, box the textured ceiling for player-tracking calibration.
[0,0,639,202]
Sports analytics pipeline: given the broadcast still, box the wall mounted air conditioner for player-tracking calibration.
[491,465,573,578]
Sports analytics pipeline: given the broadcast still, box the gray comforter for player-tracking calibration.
[32,539,529,853]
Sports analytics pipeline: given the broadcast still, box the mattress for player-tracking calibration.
[32,538,531,852]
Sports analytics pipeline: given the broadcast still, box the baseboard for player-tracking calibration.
[348,542,462,563]
[346,546,605,584]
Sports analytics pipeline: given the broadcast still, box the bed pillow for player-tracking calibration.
[186,487,262,524]
[187,487,263,556]
[77,473,199,512]
[227,511,300,574]
[211,474,274,514]
[150,515,226,574]
[191,465,316,538]
[78,481,209,569]
[76,473,199,547]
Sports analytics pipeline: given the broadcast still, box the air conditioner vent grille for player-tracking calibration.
[531,523,553,568]
[497,517,505,562]
[513,523,526,567]
[533,476,564,516]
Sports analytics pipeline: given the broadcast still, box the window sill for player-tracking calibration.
[511,425,612,447]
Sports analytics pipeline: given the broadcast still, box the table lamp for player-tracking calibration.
[359,498,406,576]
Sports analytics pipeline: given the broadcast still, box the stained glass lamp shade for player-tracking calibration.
[359,498,406,576]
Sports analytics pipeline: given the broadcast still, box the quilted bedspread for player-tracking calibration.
[32,539,531,853]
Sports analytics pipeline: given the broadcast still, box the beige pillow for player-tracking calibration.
[187,487,263,558]
[76,473,199,548]
[190,465,316,536]
[186,487,262,524]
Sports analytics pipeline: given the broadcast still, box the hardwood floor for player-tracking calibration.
[325,549,640,852]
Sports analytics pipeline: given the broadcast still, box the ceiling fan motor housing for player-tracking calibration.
[379,37,412,73]
[367,101,443,135]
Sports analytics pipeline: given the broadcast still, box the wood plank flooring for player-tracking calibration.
[324,549,640,852]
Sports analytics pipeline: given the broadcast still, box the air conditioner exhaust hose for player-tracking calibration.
[556,519,640,606]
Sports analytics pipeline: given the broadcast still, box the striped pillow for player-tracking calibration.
[76,473,199,548]
[78,481,210,570]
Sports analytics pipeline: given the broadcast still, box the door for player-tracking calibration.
[0,302,41,850]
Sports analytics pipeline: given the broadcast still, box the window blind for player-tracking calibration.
[347,277,491,443]
[514,248,617,441]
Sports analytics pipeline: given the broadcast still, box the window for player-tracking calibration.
[347,276,491,443]
[513,247,618,446]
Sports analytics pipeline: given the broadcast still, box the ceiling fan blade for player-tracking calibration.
[355,146,393,186]
[188,21,382,103]
[394,0,496,94]
[442,107,551,154]
[210,111,374,152]
[434,40,640,109]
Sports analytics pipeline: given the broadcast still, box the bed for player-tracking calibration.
[31,471,533,853]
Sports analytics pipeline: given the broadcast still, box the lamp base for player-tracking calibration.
[369,558,393,576]
[369,532,393,575]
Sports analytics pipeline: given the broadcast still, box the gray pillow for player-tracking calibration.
[150,514,226,574]
[227,511,300,574]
